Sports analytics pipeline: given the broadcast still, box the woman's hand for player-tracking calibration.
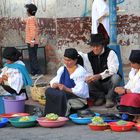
[52,83,60,89]
[0,78,3,84]
[2,75,8,81]
[57,84,72,93]
[114,87,125,95]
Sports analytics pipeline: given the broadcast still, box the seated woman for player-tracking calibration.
[115,50,140,122]
[0,47,32,99]
[44,48,89,116]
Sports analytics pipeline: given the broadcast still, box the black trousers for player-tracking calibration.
[27,44,41,75]
[88,74,121,102]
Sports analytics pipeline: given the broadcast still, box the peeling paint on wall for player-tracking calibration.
[0,0,140,71]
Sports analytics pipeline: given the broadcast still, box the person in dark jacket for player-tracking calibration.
[79,34,121,108]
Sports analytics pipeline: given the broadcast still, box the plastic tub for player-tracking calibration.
[0,96,5,114]
[88,123,109,131]
[3,96,25,114]
[109,121,135,132]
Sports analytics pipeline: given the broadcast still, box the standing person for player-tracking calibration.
[24,3,41,78]
[115,50,140,122]
[44,48,89,116]
[0,47,32,99]
[79,34,121,108]
[91,0,110,46]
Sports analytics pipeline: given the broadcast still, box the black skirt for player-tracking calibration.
[44,87,77,116]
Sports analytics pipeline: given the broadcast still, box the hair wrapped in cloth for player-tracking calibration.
[64,48,83,66]
[129,50,140,64]
[3,47,22,62]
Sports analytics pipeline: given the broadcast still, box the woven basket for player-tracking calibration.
[30,75,46,101]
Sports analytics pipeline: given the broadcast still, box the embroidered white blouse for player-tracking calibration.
[124,68,140,93]
[50,64,89,98]
[0,60,24,93]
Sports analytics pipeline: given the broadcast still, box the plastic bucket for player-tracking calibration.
[3,96,25,113]
[0,96,5,114]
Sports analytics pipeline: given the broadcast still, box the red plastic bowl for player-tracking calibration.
[135,123,140,132]
[0,113,30,118]
[109,121,135,132]
[37,117,68,128]
[88,123,109,131]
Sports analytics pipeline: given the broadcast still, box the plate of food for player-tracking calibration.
[0,113,30,118]
[37,113,68,128]
[9,116,38,128]
[88,116,109,131]
[109,120,135,132]
[0,118,9,128]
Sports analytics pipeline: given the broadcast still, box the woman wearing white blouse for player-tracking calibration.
[44,48,89,116]
[115,50,140,122]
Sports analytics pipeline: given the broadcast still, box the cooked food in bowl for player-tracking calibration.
[19,116,31,122]
[45,113,59,121]
[92,116,107,126]
[116,120,128,125]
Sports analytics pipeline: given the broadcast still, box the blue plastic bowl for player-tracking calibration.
[0,118,9,128]
[69,113,100,124]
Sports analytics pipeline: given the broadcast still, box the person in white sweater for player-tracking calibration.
[115,50,140,122]
[44,48,89,116]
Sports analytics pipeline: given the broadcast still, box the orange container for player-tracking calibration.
[109,122,135,132]
[88,123,109,131]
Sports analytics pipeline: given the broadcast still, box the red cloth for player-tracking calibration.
[120,93,140,108]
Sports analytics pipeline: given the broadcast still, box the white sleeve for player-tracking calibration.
[71,66,89,98]
[124,69,140,93]
[78,51,93,76]
[100,50,119,79]
[50,66,64,87]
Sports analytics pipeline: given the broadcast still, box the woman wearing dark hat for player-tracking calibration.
[0,47,32,97]
[115,50,140,122]
[44,48,89,116]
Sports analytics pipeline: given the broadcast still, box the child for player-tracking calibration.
[24,3,41,78]
[0,47,32,98]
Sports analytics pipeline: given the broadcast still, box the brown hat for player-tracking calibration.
[88,34,104,46]
[3,47,21,62]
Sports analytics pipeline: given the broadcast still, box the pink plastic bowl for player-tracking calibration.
[37,117,68,128]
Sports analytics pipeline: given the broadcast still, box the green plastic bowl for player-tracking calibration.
[9,116,38,128]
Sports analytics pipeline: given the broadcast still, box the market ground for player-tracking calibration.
[0,121,140,140]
